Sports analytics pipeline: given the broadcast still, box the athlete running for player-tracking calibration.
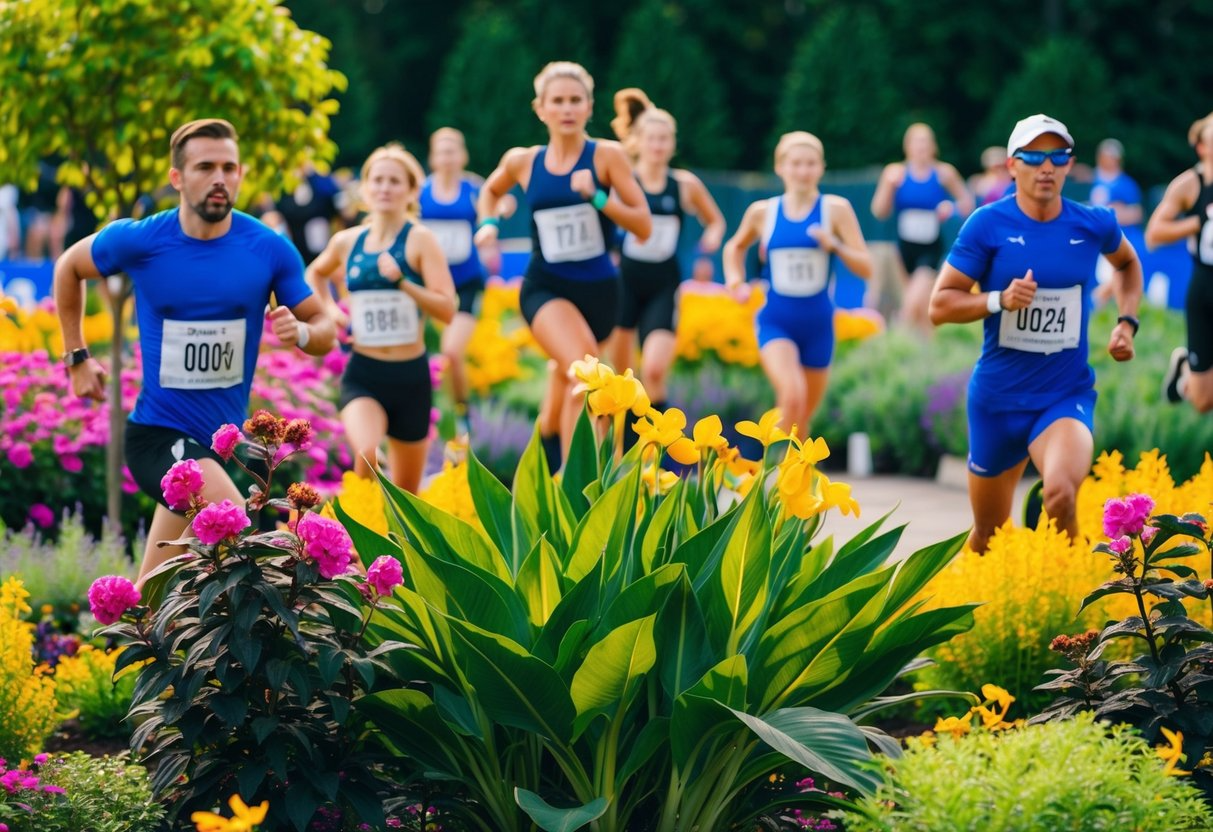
[53,118,337,585]
[307,144,457,493]
[607,88,726,415]
[872,123,974,332]
[474,61,651,463]
[723,131,872,436]
[930,114,1142,553]
[1148,112,1213,414]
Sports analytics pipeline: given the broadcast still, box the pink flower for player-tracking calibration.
[1102,493,1155,539]
[60,454,83,473]
[6,442,32,469]
[88,575,141,625]
[192,499,250,545]
[160,459,205,511]
[211,424,244,461]
[296,513,354,579]
[121,466,140,495]
[27,503,54,529]
[1141,525,1159,546]
[366,556,403,596]
[1108,536,1132,554]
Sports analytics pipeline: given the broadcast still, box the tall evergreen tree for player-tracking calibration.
[428,9,543,174]
[605,0,738,169]
[773,6,903,171]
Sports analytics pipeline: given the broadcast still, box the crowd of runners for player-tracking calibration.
[45,59,1213,579]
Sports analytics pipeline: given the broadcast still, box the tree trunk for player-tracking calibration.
[106,274,131,530]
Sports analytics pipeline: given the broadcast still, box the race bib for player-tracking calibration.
[533,203,606,263]
[425,219,474,265]
[769,248,829,297]
[998,286,1082,354]
[622,215,681,263]
[160,318,246,390]
[350,290,419,347]
[898,208,940,244]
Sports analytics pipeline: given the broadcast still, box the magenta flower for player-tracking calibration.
[211,423,244,461]
[1108,536,1132,554]
[192,499,251,545]
[1102,493,1155,539]
[6,442,32,469]
[296,513,354,579]
[88,575,141,625]
[160,458,205,511]
[121,466,140,495]
[59,454,83,473]
[366,555,403,596]
[27,503,54,529]
[1141,525,1159,546]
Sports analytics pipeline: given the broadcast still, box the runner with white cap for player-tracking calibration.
[930,114,1142,552]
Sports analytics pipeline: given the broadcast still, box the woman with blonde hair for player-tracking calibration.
[307,143,456,492]
[871,122,974,331]
[723,131,872,435]
[608,88,726,416]
[474,61,651,466]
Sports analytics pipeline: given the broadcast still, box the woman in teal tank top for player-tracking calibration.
[307,144,456,493]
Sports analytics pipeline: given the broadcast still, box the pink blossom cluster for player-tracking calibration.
[295,512,355,579]
[192,499,251,545]
[366,555,404,596]
[87,575,141,625]
[1103,493,1155,539]
[0,754,65,800]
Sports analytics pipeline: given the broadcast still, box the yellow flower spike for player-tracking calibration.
[736,408,787,447]
[633,406,688,448]
[692,415,729,454]
[820,476,861,518]
[797,436,831,467]
[781,485,826,521]
[587,370,642,417]
[981,683,1014,713]
[1157,727,1192,776]
[934,712,973,739]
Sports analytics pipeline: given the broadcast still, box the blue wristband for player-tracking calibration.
[591,190,609,211]
[478,216,500,230]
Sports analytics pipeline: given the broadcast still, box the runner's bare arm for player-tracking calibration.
[53,235,108,399]
[931,263,1002,325]
[939,163,976,217]
[306,228,355,322]
[1103,235,1142,363]
[676,170,726,254]
[402,224,457,325]
[593,141,651,241]
[722,201,765,289]
[870,163,903,220]
[278,294,336,357]
[474,148,531,247]
[1144,170,1200,250]
[819,196,873,279]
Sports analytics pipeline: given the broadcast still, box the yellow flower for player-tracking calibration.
[321,472,388,537]
[1157,727,1191,776]
[818,473,860,518]
[934,712,972,739]
[912,732,937,749]
[569,354,613,392]
[587,369,648,418]
[736,408,787,447]
[692,415,729,455]
[641,466,680,496]
[192,794,270,832]
[981,683,1014,713]
[633,407,699,464]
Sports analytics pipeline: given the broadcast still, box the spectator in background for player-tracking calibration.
[20,159,69,261]
[1089,139,1143,228]
[970,146,1013,206]
[276,163,340,264]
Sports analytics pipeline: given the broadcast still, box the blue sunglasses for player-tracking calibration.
[1013,148,1074,166]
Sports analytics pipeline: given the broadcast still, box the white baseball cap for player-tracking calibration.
[1007,114,1074,155]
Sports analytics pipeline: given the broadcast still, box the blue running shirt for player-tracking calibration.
[91,209,311,443]
[946,197,1122,408]
[419,177,483,285]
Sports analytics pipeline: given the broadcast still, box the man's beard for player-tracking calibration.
[193,191,234,223]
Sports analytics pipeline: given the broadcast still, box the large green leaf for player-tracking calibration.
[376,469,512,584]
[447,619,575,742]
[332,497,398,568]
[420,548,531,647]
[516,537,564,628]
[703,486,772,655]
[669,509,733,584]
[879,530,967,616]
[559,405,599,519]
[596,562,684,639]
[513,426,575,555]
[466,446,517,571]
[795,524,904,605]
[641,479,684,572]
[670,655,748,771]
[570,615,657,738]
[533,558,605,666]
[515,789,608,832]
[356,689,466,777]
[728,706,880,795]
[564,463,641,582]
[656,572,714,700]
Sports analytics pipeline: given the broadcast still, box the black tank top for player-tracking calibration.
[1191,165,1213,279]
[621,173,684,269]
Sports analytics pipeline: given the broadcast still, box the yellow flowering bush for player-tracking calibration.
[833,307,884,342]
[675,283,763,366]
[463,279,543,395]
[0,295,123,354]
[54,645,138,739]
[323,471,389,537]
[419,453,483,531]
[0,576,58,762]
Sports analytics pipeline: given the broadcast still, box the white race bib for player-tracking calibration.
[425,219,473,265]
[623,215,681,263]
[160,318,246,390]
[898,208,940,244]
[533,203,606,263]
[998,286,1082,354]
[769,248,829,297]
[350,290,419,347]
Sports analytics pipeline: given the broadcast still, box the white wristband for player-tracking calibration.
[987,291,1002,315]
[295,321,310,349]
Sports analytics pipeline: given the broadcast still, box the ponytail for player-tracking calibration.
[611,88,677,161]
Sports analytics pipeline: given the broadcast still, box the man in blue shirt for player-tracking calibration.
[930,114,1142,553]
[53,118,336,585]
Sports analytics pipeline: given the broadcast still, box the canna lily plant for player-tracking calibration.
[343,360,976,832]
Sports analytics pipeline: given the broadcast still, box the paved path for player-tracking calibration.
[817,467,1033,559]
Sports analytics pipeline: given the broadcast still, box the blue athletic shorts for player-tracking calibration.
[967,388,1096,477]
[756,304,834,369]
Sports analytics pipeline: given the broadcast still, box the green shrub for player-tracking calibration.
[3,752,165,832]
[52,646,135,740]
[843,713,1213,832]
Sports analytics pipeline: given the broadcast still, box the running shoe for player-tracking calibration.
[1022,478,1044,530]
[1163,346,1189,404]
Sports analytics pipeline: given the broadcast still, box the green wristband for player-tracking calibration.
[478,216,500,229]
[591,190,609,211]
